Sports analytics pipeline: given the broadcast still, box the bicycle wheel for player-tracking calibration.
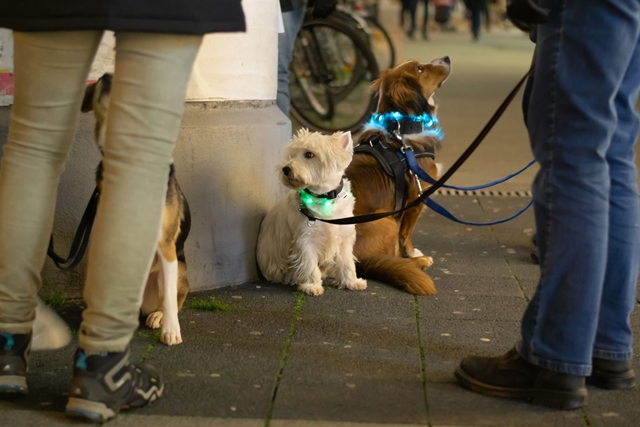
[290,27,335,120]
[330,10,395,72]
[289,17,379,133]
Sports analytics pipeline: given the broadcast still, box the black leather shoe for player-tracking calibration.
[455,348,587,410]
[588,357,636,390]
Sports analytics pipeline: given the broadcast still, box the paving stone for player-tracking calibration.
[419,294,528,321]
[427,383,586,427]
[186,281,298,313]
[420,319,522,383]
[137,339,281,419]
[431,274,524,298]
[272,343,427,424]
[271,422,424,427]
[136,291,296,419]
[1,411,264,427]
[300,284,415,318]
[272,282,427,424]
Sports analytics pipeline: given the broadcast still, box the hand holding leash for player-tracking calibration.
[507,0,549,32]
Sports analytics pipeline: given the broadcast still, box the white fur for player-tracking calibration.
[256,130,367,296]
[158,253,181,345]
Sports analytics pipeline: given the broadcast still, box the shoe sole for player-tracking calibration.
[587,370,636,390]
[455,366,587,410]
[65,382,164,422]
[0,376,27,396]
[66,397,118,422]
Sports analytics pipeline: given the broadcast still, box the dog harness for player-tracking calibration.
[354,112,442,215]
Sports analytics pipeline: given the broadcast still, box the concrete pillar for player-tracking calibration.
[175,0,289,289]
[0,0,290,296]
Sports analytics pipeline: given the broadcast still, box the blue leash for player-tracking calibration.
[416,158,536,191]
[424,197,534,226]
[403,148,534,226]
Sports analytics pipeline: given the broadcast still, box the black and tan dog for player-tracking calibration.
[82,73,191,346]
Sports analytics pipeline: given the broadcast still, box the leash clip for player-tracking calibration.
[400,134,413,154]
[299,204,317,227]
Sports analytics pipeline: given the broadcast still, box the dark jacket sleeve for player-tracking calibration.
[281,0,294,13]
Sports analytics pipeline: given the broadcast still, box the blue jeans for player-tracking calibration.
[517,0,640,376]
[276,6,305,117]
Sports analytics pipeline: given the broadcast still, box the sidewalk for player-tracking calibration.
[2,195,638,426]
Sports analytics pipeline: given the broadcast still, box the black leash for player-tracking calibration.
[299,69,531,225]
[47,187,100,271]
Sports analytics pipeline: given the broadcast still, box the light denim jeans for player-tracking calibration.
[276,6,306,117]
[517,0,640,376]
[0,31,202,353]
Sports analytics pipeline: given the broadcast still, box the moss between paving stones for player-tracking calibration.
[184,297,232,313]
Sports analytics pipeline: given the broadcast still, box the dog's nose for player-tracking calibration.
[443,56,450,64]
[282,166,291,177]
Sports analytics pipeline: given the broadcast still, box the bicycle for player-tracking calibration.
[289,9,380,133]
[337,0,396,71]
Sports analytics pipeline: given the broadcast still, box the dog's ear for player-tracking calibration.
[81,82,96,113]
[369,69,388,94]
[338,131,353,152]
[387,76,416,106]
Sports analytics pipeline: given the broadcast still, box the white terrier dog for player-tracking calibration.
[257,129,367,296]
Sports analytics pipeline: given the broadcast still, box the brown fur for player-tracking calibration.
[348,58,451,295]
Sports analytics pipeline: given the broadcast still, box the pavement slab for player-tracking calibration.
[271,284,428,425]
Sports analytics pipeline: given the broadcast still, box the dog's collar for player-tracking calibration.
[300,178,346,207]
[367,112,444,140]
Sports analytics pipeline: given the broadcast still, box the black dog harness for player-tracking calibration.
[354,114,438,215]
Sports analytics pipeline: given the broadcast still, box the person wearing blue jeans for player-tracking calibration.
[456,0,640,410]
[277,0,336,117]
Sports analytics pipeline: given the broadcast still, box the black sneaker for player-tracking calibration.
[0,333,31,396]
[455,348,587,410]
[588,357,636,390]
[65,346,163,422]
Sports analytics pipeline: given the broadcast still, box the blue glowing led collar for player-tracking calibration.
[367,111,444,140]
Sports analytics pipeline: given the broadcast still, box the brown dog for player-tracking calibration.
[347,57,452,295]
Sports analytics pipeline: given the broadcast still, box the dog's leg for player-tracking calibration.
[291,245,324,296]
[144,261,165,329]
[177,260,190,311]
[332,227,367,291]
[157,243,182,346]
[399,205,425,258]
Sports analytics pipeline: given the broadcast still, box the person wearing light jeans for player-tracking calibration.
[0,1,244,422]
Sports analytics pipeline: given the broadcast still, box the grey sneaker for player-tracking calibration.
[65,346,163,422]
[0,333,31,396]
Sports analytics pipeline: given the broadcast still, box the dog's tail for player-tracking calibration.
[356,255,436,295]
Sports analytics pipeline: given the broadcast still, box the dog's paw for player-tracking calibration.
[146,311,164,329]
[298,283,324,296]
[410,248,424,258]
[412,255,434,270]
[346,278,367,291]
[161,326,183,346]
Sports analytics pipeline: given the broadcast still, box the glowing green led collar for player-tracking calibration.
[299,178,345,207]
[300,189,335,207]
